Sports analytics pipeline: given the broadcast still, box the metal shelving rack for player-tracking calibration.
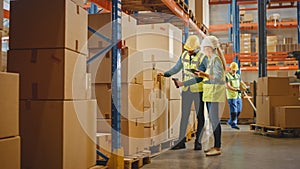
[209,0,300,72]
[86,0,208,168]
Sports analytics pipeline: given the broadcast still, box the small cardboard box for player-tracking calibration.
[0,72,19,139]
[274,106,300,128]
[0,136,20,169]
[257,77,290,96]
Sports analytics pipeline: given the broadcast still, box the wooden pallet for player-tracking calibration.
[124,151,151,169]
[250,124,300,137]
[149,139,175,156]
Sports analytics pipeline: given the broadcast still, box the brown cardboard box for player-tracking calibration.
[274,106,300,128]
[142,49,180,63]
[256,96,300,126]
[168,100,181,139]
[71,0,86,8]
[276,71,289,77]
[8,49,87,100]
[0,136,20,169]
[289,84,299,97]
[256,35,278,52]
[96,133,111,159]
[10,0,88,54]
[96,118,144,155]
[143,68,158,81]
[88,48,143,84]
[144,89,153,108]
[20,100,97,169]
[137,23,182,58]
[0,72,19,139]
[243,13,254,22]
[93,83,144,119]
[257,77,290,96]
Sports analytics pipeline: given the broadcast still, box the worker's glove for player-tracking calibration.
[246,88,251,93]
[163,72,171,77]
[237,89,242,94]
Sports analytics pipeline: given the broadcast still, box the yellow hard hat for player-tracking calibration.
[230,62,239,71]
[184,35,200,51]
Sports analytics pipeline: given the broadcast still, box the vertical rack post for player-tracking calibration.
[228,3,233,42]
[111,0,121,151]
[232,0,240,70]
[183,0,189,43]
[258,0,267,77]
[297,1,300,69]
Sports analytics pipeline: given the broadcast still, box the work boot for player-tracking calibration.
[194,141,202,150]
[231,126,240,130]
[171,139,186,150]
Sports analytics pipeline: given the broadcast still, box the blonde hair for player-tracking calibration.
[205,36,226,70]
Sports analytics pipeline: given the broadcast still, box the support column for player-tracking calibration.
[258,0,267,77]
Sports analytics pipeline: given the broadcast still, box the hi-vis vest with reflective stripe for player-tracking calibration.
[181,51,205,92]
[202,55,226,102]
[226,72,241,99]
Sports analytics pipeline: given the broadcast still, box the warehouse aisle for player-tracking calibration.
[143,125,300,169]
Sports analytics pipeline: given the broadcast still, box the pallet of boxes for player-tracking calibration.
[253,76,300,136]
[8,1,98,169]
[89,12,148,166]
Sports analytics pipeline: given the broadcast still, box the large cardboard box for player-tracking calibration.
[257,77,290,96]
[96,133,111,159]
[0,136,20,169]
[96,118,144,155]
[88,48,143,84]
[256,96,300,126]
[20,100,97,169]
[256,35,277,52]
[8,49,88,100]
[137,23,182,58]
[274,106,300,128]
[93,83,144,119]
[168,100,181,139]
[0,72,19,139]
[10,0,88,54]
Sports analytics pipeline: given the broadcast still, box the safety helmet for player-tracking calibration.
[230,62,239,71]
[201,36,219,49]
[184,35,200,51]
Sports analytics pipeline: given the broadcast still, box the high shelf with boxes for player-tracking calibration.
[209,0,300,71]
[7,0,97,169]
[89,0,206,158]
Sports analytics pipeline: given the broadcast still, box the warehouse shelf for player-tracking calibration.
[209,0,232,5]
[240,65,299,71]
[91,0,207,37]
[237,0,300,5]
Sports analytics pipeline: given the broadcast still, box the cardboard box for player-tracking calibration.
[168,100,181,139]
[93,83,144,119]
[71,0,86,8]
[137,23,182,58]
[276,71,289,77]
[0,72,19,139]
[96,133,111,159]
[257,77,290,96]
[274,106,300,128]
[8,49,88,100]
[256,35,278,52]
[88,48,143,84]
[144,89,153,108]
[143,68,157,81]
[142,49,179,63]
[10,0,88,54]
[256,96,300,126]
[96,118,144,155]
[20,100,97,169]
[0,136,20,169]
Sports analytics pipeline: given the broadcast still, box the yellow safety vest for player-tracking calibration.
[226,72,241,99]
[202,55,226,102]
[181,51,206,92]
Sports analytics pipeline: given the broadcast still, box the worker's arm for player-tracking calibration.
[163,57,183,77]
[183,56,208,86]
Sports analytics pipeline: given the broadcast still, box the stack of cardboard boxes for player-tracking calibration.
[276,37,300,52]
[137,23,183,146]
[256,77,300,126]
[89,13,145,156]
[240,34,251,53]
[0,72,20,169]
[8,0,97,169]
[256,35,278,52]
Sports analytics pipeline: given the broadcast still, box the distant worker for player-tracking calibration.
[225,62,248,130]
[159,35,208,150]
[295,69,300,82]
[195,35,226,156]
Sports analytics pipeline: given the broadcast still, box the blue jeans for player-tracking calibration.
[227,98,242,126]
[206,102,222,148]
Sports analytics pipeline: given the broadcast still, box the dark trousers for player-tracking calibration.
[178,89,205,144]
[207,102,222,148]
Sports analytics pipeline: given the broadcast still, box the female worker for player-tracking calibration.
[195,35,226,156]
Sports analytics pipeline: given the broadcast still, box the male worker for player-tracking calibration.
[225,62,248,130]
[160,35,208,150]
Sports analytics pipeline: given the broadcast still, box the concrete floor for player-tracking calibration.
[143,125,300,169]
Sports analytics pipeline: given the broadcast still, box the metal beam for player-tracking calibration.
[184,0,189,43]
[297,1,300,44]
[258,0,267,77]
[232,0,240,69]
[228,3,233,41]
[111,0,121,151]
